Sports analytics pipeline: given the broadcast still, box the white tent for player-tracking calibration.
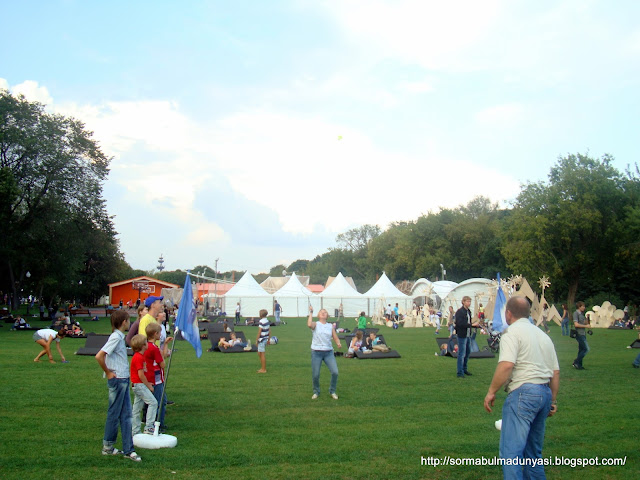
[272,272,320,317]
[318,272,367,317]
[222,272,272,318]
[411,278,459,310]
[442,278,493,318]
[364,272,411,314]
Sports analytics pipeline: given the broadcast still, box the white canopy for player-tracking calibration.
[223,272,272,318]
[364,272,411,313]
[273,272,320,317]
[442,278,493,317]
[318,272,367,317]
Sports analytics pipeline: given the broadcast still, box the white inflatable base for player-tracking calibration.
[495,419,502,431]
[133,423,177,449]
[133,433,177,449]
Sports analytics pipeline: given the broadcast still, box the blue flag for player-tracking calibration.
[492,273,507,333]
[175,273,202,358]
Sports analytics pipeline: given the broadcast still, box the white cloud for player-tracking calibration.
[319,0,503,71]
[398,81,434,94]
[475,103,525,127]
[10,80,53,104]
[54,94,521,238]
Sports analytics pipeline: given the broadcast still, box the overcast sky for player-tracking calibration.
[3,0,639,274]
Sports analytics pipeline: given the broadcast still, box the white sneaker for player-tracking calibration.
[331,393,339,400]
[311,394,318,400]
[124,451,142,462]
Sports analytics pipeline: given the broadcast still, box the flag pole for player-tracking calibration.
[154,324,180,425]
[154,271,191,426]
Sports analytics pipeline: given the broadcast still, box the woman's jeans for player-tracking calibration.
[311,350,338,395]
[561,318,570,336]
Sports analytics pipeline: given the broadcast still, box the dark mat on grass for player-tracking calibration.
[435,337,495,358]
[207,323,235,334]
[629,340,640,348]
[208,331,250,352]
[75,333,133,356]
[355,350,401,359]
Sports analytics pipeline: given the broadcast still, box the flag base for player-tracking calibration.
[133,422,178,449]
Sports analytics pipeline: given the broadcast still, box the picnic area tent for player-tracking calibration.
[364,272,411,313]
[222,272,272,318]
[273,272,320,317]
[318,272,367,317]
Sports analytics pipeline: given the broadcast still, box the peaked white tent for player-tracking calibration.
[365,272,411,314]
[318,272,367,317]
[273,272,320,317]
[222,272,272,317]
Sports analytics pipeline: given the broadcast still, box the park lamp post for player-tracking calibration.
[25,271,31,314]
[76,280,82,306]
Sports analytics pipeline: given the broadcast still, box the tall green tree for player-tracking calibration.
[0,90,122,306]
[502,153,628,306]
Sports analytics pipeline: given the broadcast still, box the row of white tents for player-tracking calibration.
[196,272,505,319]
[209,272,411,318]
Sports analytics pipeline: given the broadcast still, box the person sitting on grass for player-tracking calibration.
[357,311,367,331]
[364,331,381,350]
[33,328,67,363]
[347,331,364,357]
[218,336,231,350]
[71,322,84,336]
[228,332,247,347]
[12,315,29,330]
[129,334,157,436]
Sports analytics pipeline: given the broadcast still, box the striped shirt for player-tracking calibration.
[101,329,130,379]
[258,318,270,343]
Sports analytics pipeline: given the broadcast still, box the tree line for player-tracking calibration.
[278,154,640,308]
[2,90,638,309]
[155,155,640,309]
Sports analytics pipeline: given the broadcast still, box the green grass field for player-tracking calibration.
[0,315,638,480]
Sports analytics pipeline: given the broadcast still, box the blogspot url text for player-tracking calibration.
[421,456,627,468]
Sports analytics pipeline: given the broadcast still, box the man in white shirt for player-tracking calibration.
[484,296,559,479]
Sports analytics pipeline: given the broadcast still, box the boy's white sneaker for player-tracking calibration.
[124,451,142,462]
[101,447,121,456]
[331,393,339,400]
[311,394,318,400]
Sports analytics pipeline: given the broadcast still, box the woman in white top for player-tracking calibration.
[307,306,342,400]
[33,328,67,363]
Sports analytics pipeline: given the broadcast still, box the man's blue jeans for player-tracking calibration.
[500,383,552,479]
[311,350,338,395]
[456,337,471,375]
[103,377,134,454]
[575,335,590,367]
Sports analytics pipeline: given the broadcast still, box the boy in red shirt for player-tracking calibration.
[130,334,158,435]
[144,323,172,432]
